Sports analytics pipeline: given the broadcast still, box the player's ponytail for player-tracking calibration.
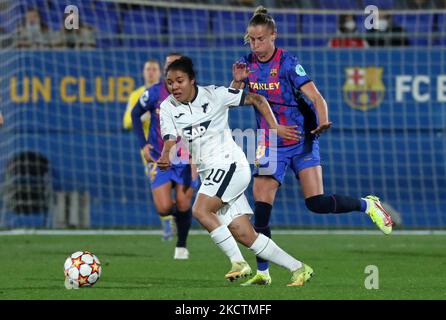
[244,6,277,44]
[253,5,268,16]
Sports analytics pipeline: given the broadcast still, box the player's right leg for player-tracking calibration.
[171,164,200,259]
[192,192,251,281]
[146,162,175,241]
[151,183,175,240]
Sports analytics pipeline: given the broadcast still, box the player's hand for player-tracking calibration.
[232,63,249,83]
[311,122,333,136]
[142,144,155,163]
[274,125,302,141]
[157,154,171,171]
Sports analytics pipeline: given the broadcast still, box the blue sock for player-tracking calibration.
[161,216,172,233]
[254,201,272,271]
[305,194,363,214]
[257,261,269,272]
[173,208,192,248]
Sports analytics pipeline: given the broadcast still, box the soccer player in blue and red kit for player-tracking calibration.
[231,6,393,286]
[132,53,199,260]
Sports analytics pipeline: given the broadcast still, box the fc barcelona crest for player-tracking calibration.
[343,67,385,111]
[270,68,278,77]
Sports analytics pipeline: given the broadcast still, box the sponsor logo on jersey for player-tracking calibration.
[183,120,211,141]
[295,64,306,76]
[174,112,185,119]
[343,67,385,111]
[248,82,280,91]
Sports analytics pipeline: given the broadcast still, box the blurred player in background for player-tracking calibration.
[131,53,198,260]
[158,56,313,286]
[0,110,3,126]
[231,6,393,286]
[122,59,176,241]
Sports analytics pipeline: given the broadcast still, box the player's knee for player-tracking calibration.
[154,198,174,217]
[233,231,253,247]
[229,223,257,247]
[156,203,173,217]
[253,178,278,203]
[305,195,330,214]
[176,203,190,212]
[191,205,208,221]
[176,198,192,212]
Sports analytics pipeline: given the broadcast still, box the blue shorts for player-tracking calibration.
[252,141,321,186]
[145,163,200,190]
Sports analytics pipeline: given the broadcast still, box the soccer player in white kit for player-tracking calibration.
[157,56,314,286]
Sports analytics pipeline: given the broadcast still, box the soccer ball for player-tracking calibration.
[64,251,102,289]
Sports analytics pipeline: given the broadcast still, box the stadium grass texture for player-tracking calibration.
[0,234,444,300]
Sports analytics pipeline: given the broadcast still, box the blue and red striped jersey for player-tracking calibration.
[238,47,317,147]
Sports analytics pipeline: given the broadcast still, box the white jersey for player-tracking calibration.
[160,85,248,172]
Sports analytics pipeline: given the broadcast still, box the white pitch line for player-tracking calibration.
[0,229,445,236]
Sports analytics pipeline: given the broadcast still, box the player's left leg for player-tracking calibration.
[246,145,289,284]
[290,142,393,234]
[298,165,393,234]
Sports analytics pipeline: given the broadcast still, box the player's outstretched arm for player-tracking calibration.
[300,82,332,136]
[244,92,300,141]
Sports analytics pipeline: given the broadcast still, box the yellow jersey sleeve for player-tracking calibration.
[122,86,150,139]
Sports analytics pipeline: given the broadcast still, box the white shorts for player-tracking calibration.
[198,162,253,225]
[216,193,253,226]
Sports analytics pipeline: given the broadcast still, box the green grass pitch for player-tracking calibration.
[0,234,445,300]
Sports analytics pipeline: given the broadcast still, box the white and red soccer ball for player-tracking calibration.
[64,251,102,289]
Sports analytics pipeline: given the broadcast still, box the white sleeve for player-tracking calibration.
[213,86,246,108]
[159,102,177,141]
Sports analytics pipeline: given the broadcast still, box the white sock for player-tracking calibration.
[249,234,302,272]
[257,269,270,277]
[210,225,245,263]
[362,198,371,213]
